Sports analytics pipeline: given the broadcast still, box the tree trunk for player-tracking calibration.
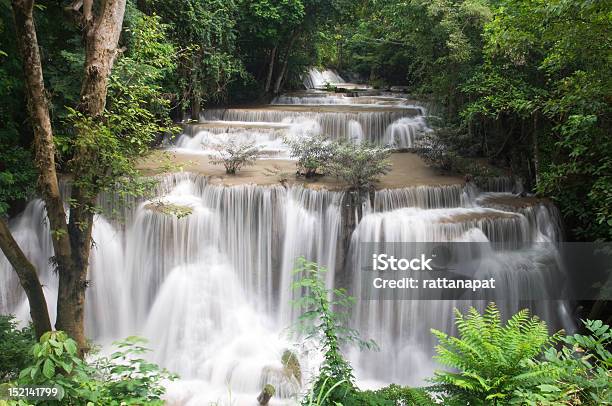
[11,0,72,270]
[0,219,51,338]
[264,46,277,93]
[10,0,71,338]
[273,30,299,94]
[78,0,126,117]
[190,92,200,121]
[532,113,540,189]
[57,0,127,352]
[10,0,127,353]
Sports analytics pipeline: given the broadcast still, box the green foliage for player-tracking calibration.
[371,384,438,405]
[467,0,612,241]
[292,258,377,405]
[0,316,35,382]
[234,0,343,97]
[56,7,178,202]
[430,303,561,405]
[322,384,438,406]
[285,134,335,178]
[332,0,611,241]
[16,331,175,405]
[326,142,392,191]
[0,3,36,216]
[139,0,244,107]
[209,139,261,174]
[417,130,505,178]
[517,319,612,405]
[285,136,392,189]
[0,144,36,216]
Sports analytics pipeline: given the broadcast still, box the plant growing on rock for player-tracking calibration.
[209,139,261,174]
[325,142,392,191]
[145,201,193,218]
[284,134,335,178]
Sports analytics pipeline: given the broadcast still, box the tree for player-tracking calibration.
[209,139,261,174]
[461,0,611,240]
[2,0,175,352]
[285,133,334,178]
[139,0,244,119]
[326,142,392,191]
[237,0,304,93]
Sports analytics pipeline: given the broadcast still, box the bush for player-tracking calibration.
[326,142,392,191]
[431,303,561,405]
[515,319,612,405]
[15,331,175,405]
[417,132,505,179]
[0,316,35,382]
[209,139,260,174]
[285,133,335,178]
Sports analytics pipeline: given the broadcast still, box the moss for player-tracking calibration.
[281,349,301,383]
[262,384,275,396]
[144,202,193,218]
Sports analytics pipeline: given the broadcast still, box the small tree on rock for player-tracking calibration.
[326,142,392,191]
[284,134,335,178]
[210,139,261,174]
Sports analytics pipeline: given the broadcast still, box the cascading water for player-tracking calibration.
[346,186,571,387]
[0,86,572,405]
[303,68,345,89]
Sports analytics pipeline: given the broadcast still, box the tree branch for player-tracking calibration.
[82,0,93,24]
[0,218,51,338]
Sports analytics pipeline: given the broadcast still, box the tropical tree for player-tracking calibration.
[0,0,175,352]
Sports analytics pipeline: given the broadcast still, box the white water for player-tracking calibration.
[303,68,345,89]
[1,86,572,405]
[174,70,429,151]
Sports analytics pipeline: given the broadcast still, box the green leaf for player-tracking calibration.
[42,358,55,379]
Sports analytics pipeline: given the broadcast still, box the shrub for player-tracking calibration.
[515,319,612,405]
[15,331,175,405]
[416,132,455,171]
[291,257,377,405]
[431,303,561,405]
[0,316,35,382]
[417,132,505,179]
[325,142,392,191]
[209,139,260,174]
[284,134,334,178]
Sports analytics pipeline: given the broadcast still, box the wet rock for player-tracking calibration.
[257,384,275,405]
[281,349,302,384]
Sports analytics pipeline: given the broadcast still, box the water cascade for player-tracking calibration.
[0,79,572,405]
[302,68,345,89]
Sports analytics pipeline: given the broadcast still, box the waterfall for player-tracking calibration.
[382,116,431,148]
[345,186,571,386]
[174,128,291,159]
[200,108,413,143]
[278,186,344,323]
[303,68,345,89]
[0,85,572,405]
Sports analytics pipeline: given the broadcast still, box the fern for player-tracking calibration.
[431,303,560,405]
